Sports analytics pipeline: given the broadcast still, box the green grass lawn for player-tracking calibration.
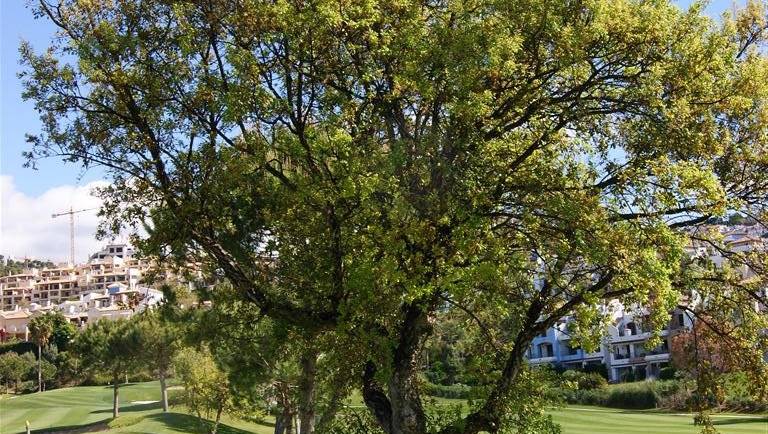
[0,382,765,434]
[0,381,272,434]
[547,405,767,434]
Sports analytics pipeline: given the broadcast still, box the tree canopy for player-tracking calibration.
[21,0,768,433]
[72,318,139,418]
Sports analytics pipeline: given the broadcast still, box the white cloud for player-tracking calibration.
[0,175,119,264]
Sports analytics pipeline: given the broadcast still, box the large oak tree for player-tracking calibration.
[21,1,768,433]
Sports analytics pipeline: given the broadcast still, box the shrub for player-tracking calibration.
[560,370,607,391]
[560,380,683,409]
[658,367,676,380]
[423,382,478,399]
[604,382,657,409]
[582,363,609,380]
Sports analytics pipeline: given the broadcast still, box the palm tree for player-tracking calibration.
[28,315,54,392]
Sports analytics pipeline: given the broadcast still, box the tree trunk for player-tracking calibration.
[283,409,295,434]
[298,348,318,434]
[113,377,120,418]
[363,304,431,434]
[274,415,285,434]
[159,370,169,412]
[37,344,42,393]
[210,405,223,434]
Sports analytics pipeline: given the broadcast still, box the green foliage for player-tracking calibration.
[28,314,54,349]
[19,0,768,432]
[173,346,242,434]
[0,255,54,276]
[559,380,685,410]
[423,382,478,400]
[561,370,608,391]
[659,367,677,381]
[581,364,610,380]
[0,340,36,356]
[72,319,137,380]
[0,351,34,392]
[72,318,142,417]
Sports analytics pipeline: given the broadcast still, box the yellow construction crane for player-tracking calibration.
[51,207,97,265]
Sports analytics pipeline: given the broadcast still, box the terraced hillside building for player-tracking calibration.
[0,243,151,311]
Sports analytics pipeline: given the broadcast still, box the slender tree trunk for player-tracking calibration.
[298,348,318,434]
[274,415,285,434]
[37,344,42,393]
[210,405,223,434]
[283,409,294,434]
[159,370,169,412]
[112,376,120,418]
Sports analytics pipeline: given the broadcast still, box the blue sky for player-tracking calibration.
[0,0,746,260]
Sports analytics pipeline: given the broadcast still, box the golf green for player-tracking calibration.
[0,382,765,433]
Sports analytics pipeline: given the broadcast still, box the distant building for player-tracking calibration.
[0,243,155,310]
[525,223,766,382]
[0,283,164,342]
[0,242,197,342]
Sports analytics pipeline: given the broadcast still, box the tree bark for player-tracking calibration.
[274,415,285,434]
[298,348,318,434]
[389,305,429,434]
[210,404,223,434]
[37,344,42,393]
[159,370,169,412]
[363,303,431,434]
[113,376,120,418]
[284,410,294,434]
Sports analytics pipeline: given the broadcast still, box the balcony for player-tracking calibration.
[611,356,630,366]
[645,353,670,362]
[528,356,557,364]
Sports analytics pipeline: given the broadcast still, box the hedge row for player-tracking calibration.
[560,380,681,409]
[423,382,480,399]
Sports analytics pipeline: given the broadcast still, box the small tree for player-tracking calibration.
[73,319,138,418]
[132,311,179,412]
[28,315,53,393]
[46,311,77,352]
[39,358,57,392]
[0,351,34,393]
[173,346,239,434]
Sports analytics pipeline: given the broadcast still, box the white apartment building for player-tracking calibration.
[0,244,151,311]
[0,283,164,342]
[527,223,766,382]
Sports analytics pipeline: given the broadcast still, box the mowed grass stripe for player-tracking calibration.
[548,406,767,434]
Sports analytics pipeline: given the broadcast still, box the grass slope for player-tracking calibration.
[0,381,272,434]
[0,382,765,434]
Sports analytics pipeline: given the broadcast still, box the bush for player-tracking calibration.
[604,382,657,409]
[423,382,479,399]
[582,363,609,380]
[561,370,607,391]
[559,380,682,410]
[658,367,676,380]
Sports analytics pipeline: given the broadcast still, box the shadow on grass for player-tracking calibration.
[23,412,265,434]
[96,383,143,390]
[28,420,108,434]
[90,402,161,414]
[140,412,260,434]
[712,416,768,426]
